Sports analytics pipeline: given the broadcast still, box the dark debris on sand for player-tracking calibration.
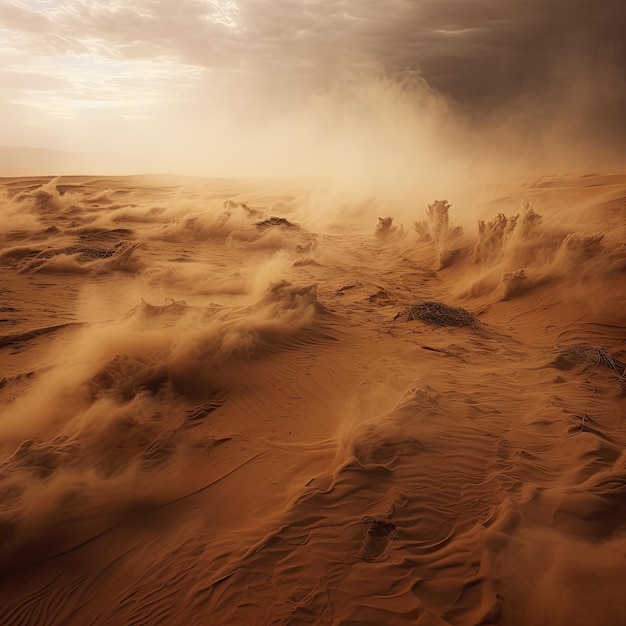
[553,343,626,387]
[396,301,478,328]
[254,216,299,229]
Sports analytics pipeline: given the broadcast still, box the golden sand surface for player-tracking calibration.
[0,172,625,625]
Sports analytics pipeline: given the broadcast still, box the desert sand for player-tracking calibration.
[0,171,625,625]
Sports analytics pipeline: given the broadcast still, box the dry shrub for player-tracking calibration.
[473,204,542,264]
[400,301,477,328]
[555,344,626,376]
[254,216,299,229]
[554,233,605,267]
[553,344,626,390]
[375,216,400,240]
[413,200,463,270]
[499,269,530,300]
[414,200,462,243]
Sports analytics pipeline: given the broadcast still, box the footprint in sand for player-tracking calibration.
[357,517,397,562]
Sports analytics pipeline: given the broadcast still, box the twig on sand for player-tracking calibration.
[556,344,626,385]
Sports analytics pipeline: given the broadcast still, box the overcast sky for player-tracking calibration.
[1,0,624,173]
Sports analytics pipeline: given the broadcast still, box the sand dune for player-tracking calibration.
[1,172,625,625]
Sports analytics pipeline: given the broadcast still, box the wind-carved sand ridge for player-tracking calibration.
[0,173,625,625]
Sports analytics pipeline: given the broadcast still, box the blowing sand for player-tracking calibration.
[0,172,625,625]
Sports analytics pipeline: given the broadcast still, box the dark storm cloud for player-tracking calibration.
[4,1,625,96]
[382,0,626,108]
[2,0,625,123]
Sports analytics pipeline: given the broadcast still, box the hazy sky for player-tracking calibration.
[1,0,624,173]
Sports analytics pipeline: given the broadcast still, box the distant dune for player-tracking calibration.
[0,172,625,625]
[0,147,139,177]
